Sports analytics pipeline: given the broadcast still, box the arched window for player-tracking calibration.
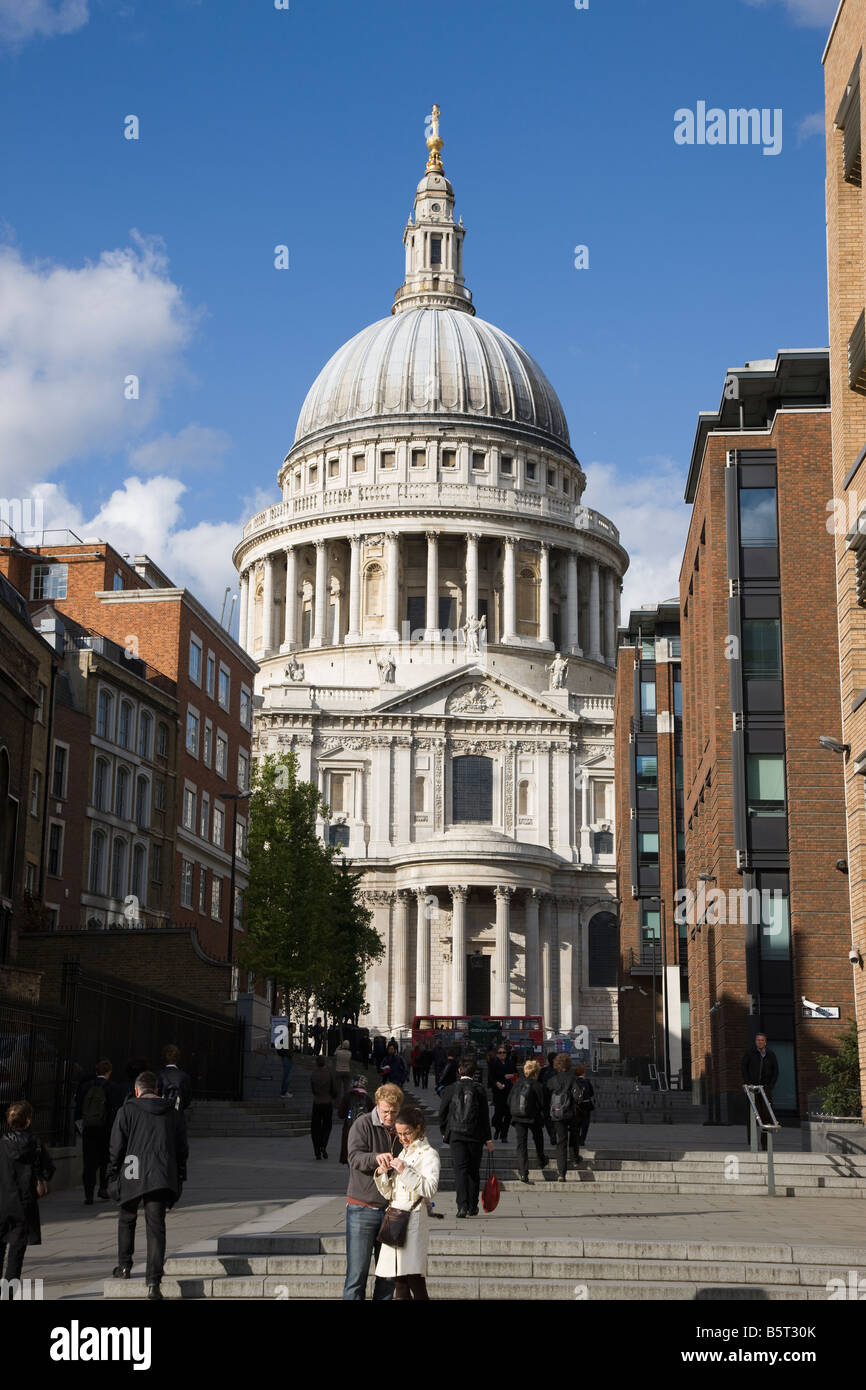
[110,838,128,900]
[89,830,107,894]
[156,721,168,758]
[517,566,539,636]
[96,689,115,741]
[118,700,133,749]
[114,766,130,820]
[452,756,493,824]
[135,776,150,829]
[363,563,385,631]
[93,757,110,812]
[588,911,618,987]
[518,779,531,817]
[138,710,153,759]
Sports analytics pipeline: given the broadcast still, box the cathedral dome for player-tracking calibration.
[293,308,572,451]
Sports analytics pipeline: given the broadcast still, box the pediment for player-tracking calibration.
[369,665,578,720]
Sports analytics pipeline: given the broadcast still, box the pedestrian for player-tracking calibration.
[107,1070,188,1301]
[509,1059,549,1182]
[74,1059,124,1205]
[546,1053,580,1181]
[488,1044,513,1141]
[343,1082,404,1300]
[410,1042,423,1086]
[312,1017,324,1056]
[278,1022,295,1099]
[0,1100,54,1294]
[380,1042,408,1087]
[310,1054,338,1159]
[438,1059,494,1218]
[156,1045,193,1113]
[337,1075,375,1164]
[432,1040,446,1087]
[436,1049,458,1094]
[573,1063,595,1158]
[740,1032,779,1150]
[374,1104,440,1300]
[538,1051,557,1145]
[358,1031,372,1068]
[419,1045,433,1089]
[335,1039,353,1099]
[372,1034,386,1068]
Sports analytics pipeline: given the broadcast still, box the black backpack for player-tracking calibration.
[549,1079,577,1123]
[575,1076,595,1111]
[449,1083,481,1133]
[508,1079,540,1121]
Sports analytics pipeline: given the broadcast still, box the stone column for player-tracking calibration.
[425,530,440,640]
[449,885,468,1014]
[261,554,275,655]
[540,893,554,1032]
[524,889,541,1017]
[615,576,622,639]
[331,582,343,646]
[588,559,602,661]
[558,897,576,1032]
[566,551,579,652]
[311,540,327,648]
[246,566,257,653]
[539,543,551,647]
[385,532,400,640]
[238,571,249,652]
[502,538,517,643]
[603,567,616,664]
[392,890,410,1028]
[415,886,431,1015]
[493,885,512,1012]
[281,546,297,652]
[465,533,479,626]
[347,537,362,642]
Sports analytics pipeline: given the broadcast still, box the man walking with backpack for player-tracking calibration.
[439,1059,494,1217]
[509,1059,549,1182]
[74,1060,123,1206]
[156,1044,193,1113]
[546,1053,580,1182]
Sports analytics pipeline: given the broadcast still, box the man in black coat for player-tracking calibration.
[741,1033,779,1149]
[0,1100,54,1288]
[156,1044,193,1112]
[439,1060,494,1217]
[108,1070,188,1300]
[74,1059,124,1205]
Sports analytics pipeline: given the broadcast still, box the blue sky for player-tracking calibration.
[0,0,838,622]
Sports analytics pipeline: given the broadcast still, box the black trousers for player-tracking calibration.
[450,1138,483,1213]
[117,1191,170,1284]
[553,1117,580,1176]
[311,1103,333,1155]
[82,1127,110,1200]
[0,1218,28,1284]
[491,1090,510,1140]
[577,1110,592,1146]
[513,1121,547,1178]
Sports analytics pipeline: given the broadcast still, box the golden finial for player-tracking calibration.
[426,103,444,173]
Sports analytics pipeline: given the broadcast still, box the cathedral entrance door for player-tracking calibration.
[466,953,490,1015]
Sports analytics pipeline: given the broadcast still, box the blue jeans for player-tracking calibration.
[280,1054,293,1095]
[342,1204,395,1301]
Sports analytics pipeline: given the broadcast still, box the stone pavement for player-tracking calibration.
[23,1117,866,1300]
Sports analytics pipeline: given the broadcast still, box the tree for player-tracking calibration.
[815,1020,862,1117]
[317,859,384,1027]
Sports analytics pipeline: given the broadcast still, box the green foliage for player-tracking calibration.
[239,752,383,1021]
[815,1019,862,1117]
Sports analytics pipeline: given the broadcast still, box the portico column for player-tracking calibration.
[347,537,362,641]
[311,540,327,647]
[238,571,249,652]
[246,566,258,653]
[280,546,297,652]
[385,532,400,640]
[465,533,479,625]
[540,893,554,1032]
[261,554,276,655]
[588,559,602,661]
[449,885,467,1014]
[502,538,517,643]
[415,886,430,1015]
[539,544,551,647]
[524,889,541,1016]
[392,890,409,1028]
[603,567,616,664]
[615,577,622,643]
[425,530,440,640]
[493,885,513,1012]
[566,551,579,652]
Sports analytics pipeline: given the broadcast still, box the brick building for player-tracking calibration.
[615,598,688,1086]
[824,0,866,1113]
[680,350,853,1122]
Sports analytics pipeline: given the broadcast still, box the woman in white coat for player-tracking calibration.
[374,1104,441,1300]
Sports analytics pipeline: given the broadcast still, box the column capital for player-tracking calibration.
[425,529,440,543]
[539,540,550,554]
[394,887,412,905]
[284,542,295,555]
[465,531,480,544]
[494,884,514,902]
[448,884,469,901]
[414,884,429,899]
[314,537,326,550]
[504,535,516,548]
[385,530,400,543]
[527,887,548,904]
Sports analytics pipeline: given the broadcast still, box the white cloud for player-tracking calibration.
[0,0,89,45]
[582,456,689,620]
[796,111,825,143]
[129,424,232,474]
[742,0,838,27]
[0,233,196,493]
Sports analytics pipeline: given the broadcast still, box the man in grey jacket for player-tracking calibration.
[342,1082,403,1300]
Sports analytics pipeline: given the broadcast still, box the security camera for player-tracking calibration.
[849,948,862,966]
[837,860,849,874]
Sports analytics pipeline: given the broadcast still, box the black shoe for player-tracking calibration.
[84,1198,94,1206]
[558,1175,567,1183]
[322,1150,328,1160]
[469,1206,479,1216]
[456,1208,468,1218]
[539,1156,550,1169]
[519,1175,530,1184]
[112,1265,132,1279]
[314,1151,321,1159]
[146,1283,163,1301]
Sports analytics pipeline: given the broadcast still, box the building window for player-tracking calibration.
[309,463,318,485]
[30,564,68,600]
[352,452,366,473]
[189,636,203,685]
[114,765,130,820]
[471,451,486,472]
[240,686,252,730]
[206,652,216,698]
[329,824,350,849]
[640,903,661,964]
[198,866,208,913]
[211,876,222,920]
[30,769,41,817]
[636,755,657,791]
[525,461,536,481]
[132,845,147,904]
[137,710,153,759]
[594,830,614,855]
[329,772,350,815]
[430,235,442,264]
[452,755,493,824]
[35,683,46,724]
[215,733,228,778]
[218,665,230,711]
[441,448,457,469]
[236,816,247,859]
[742,619,782,679]
[500,455,514,476]
[587,911,618,987]
[52,744,68,799]
[134,776,150,829]
[182,787,196,830]
[89,830,107,894]
[186,708,200,757]
[675,755,683,790]
[294,468,302,490]
[213,803,225,849]
[380,450,396,470]
[151,843,162,884]
[118,700,133,750]
[328,456,340,478]
[110,838,128,900]
[93,757,109,811]
[640,681,657,716]
[157,722,168,758]
[739,488,778,547]
[759,883,791,962]
[97,689,115,741]
[746,755,786,817]
[547,468,556,487]
[673,679,682,716]
[154,777,165,812]
[518,779,531,817]
[200,791,210,840]
[180,859,194,908]
[411,449,427,469]
[414,775,427,813]
[47,822,63,877]
[203,719,213,767]
[638,831,659,866]
[238,748,250,791]
[563,476,570,495]
[113,571,124,591]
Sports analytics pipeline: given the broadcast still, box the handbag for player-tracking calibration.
[481,1149,501,1213]
[378,1195,424,1248]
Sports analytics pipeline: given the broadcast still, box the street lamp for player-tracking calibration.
[223,790,251,972]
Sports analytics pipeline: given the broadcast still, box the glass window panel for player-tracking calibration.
[640,681,656,714]
[742,619,782,679]
[747,755,786,814]
[636,755,657,788]
[452,756,493,823]
[760,891,791,961]
[739,488,778,547]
